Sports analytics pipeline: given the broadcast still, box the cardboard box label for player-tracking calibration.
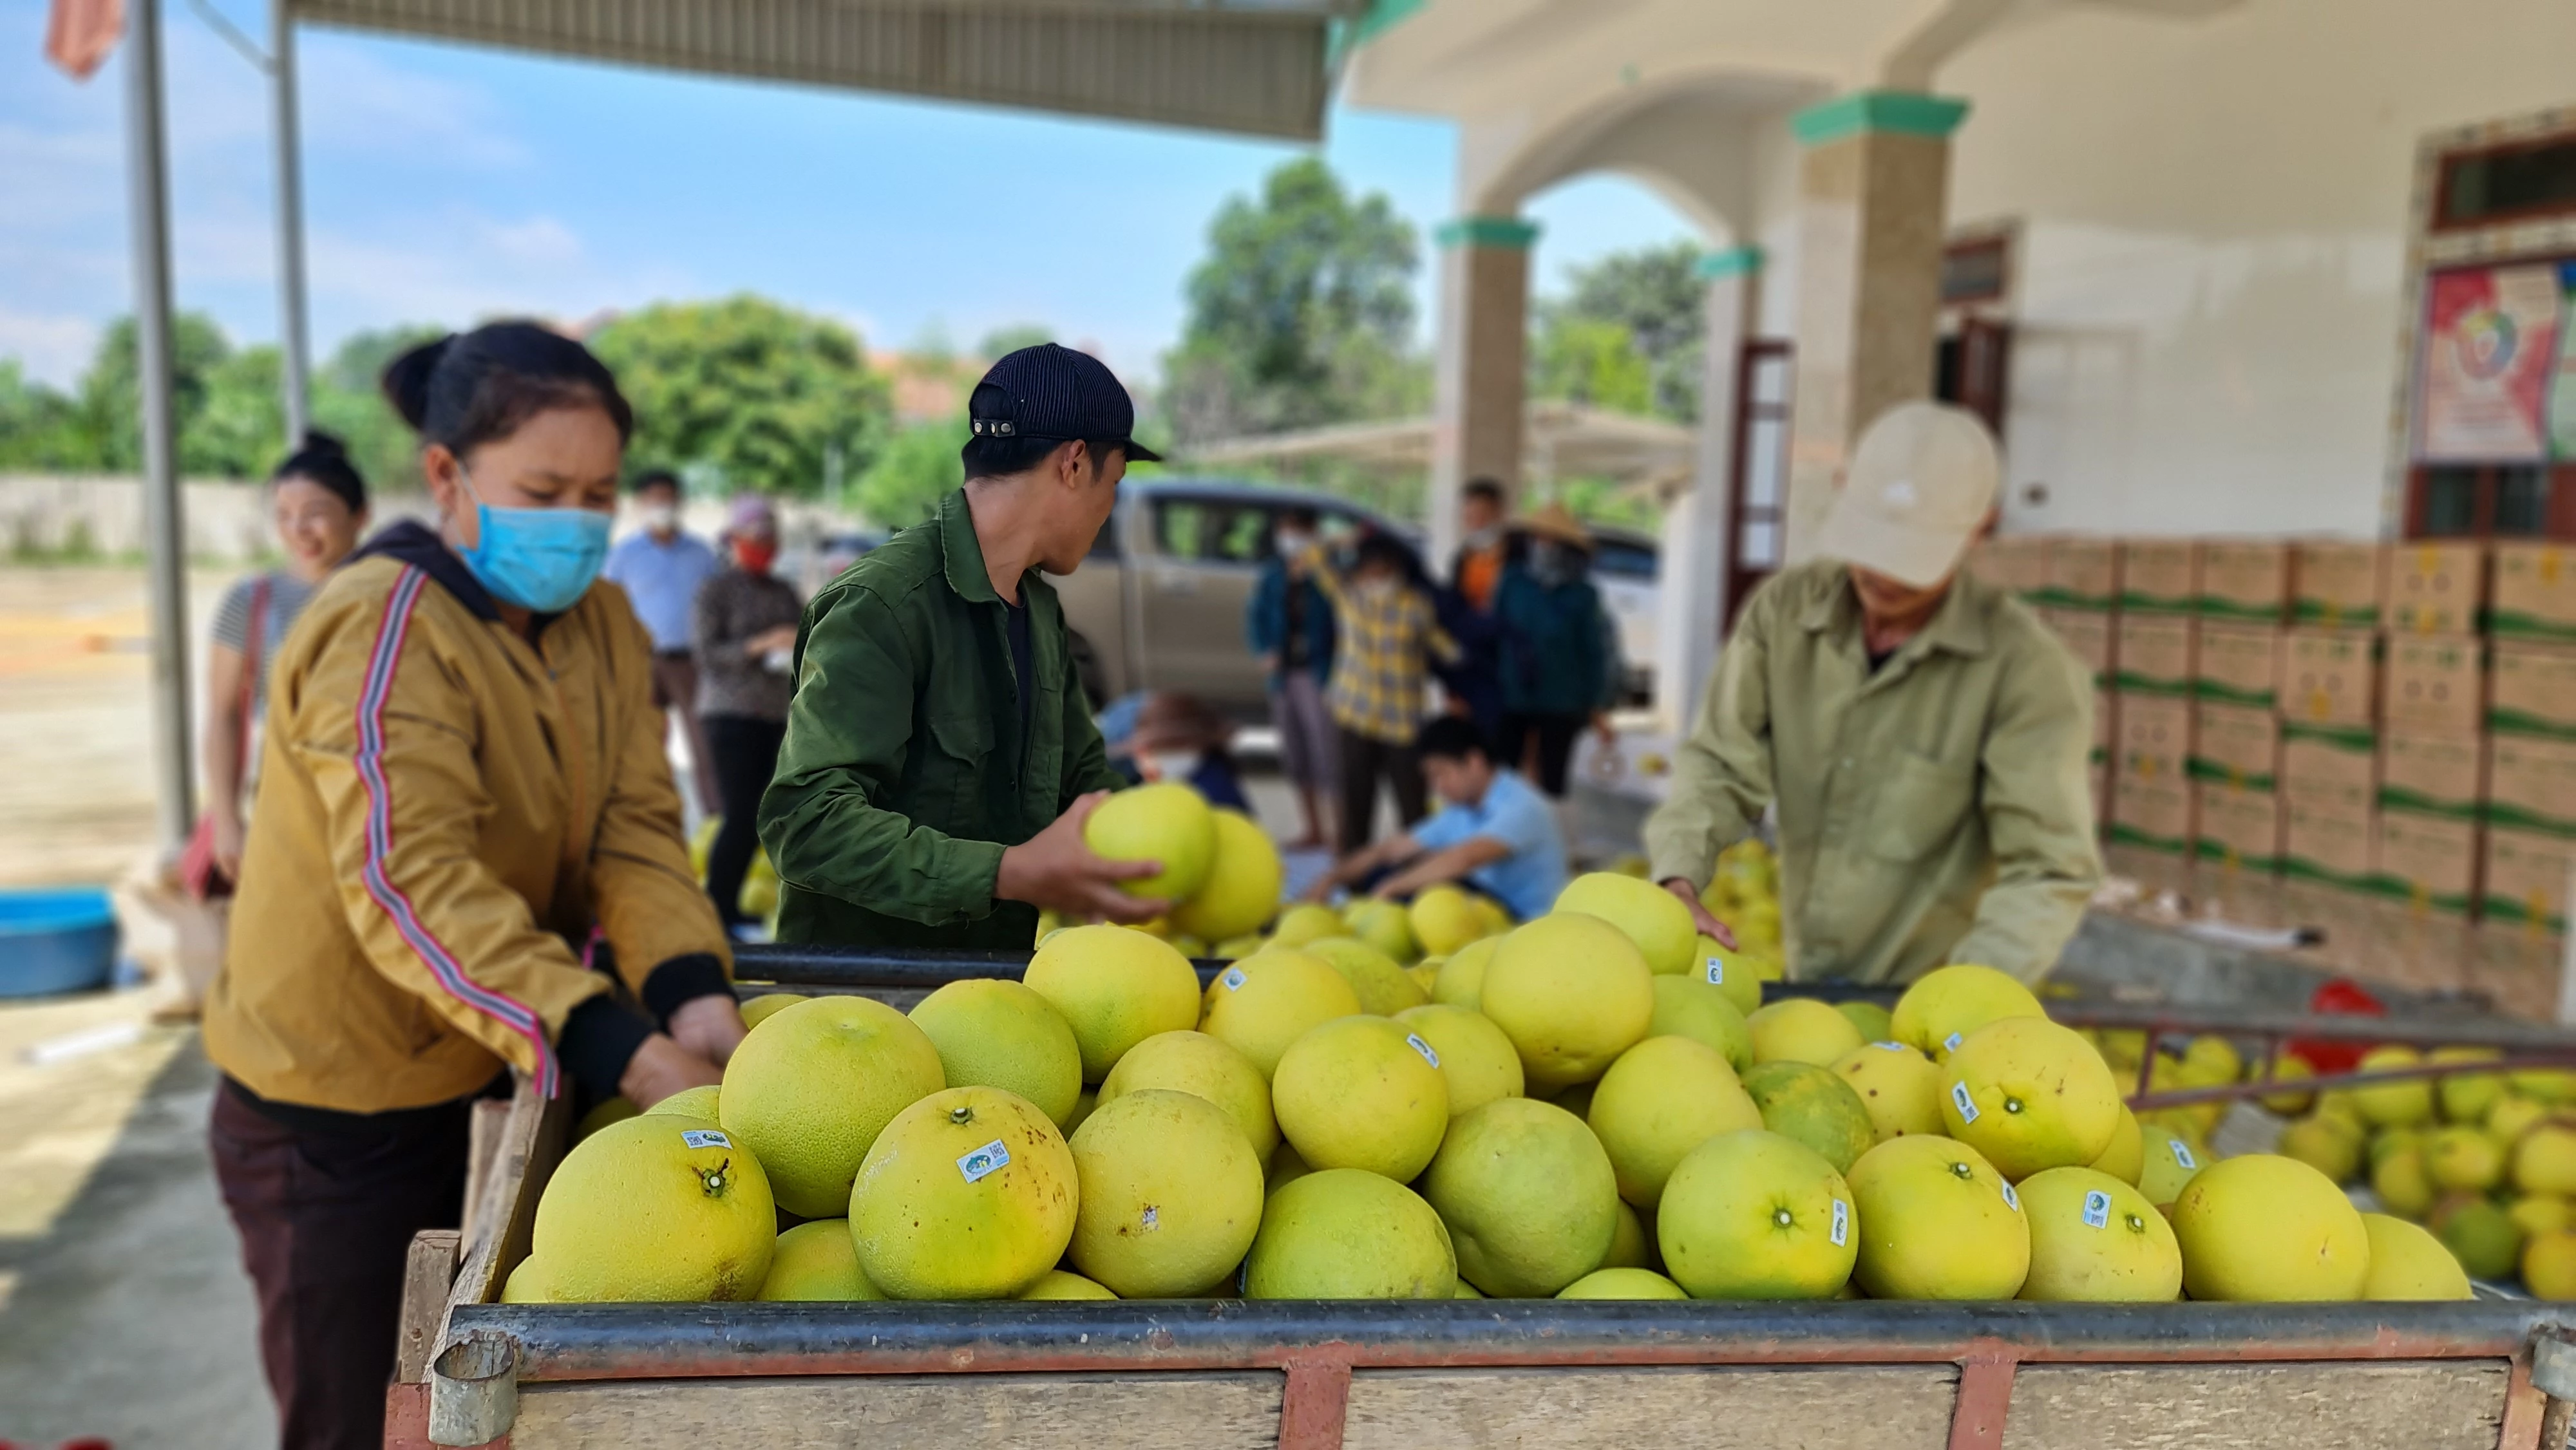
[2114,616,2197,695]
[2293,541,2387,630]
[2042,538,2121,608]
[2490,643,2576,740]
[2121,540,2201,614]
[2280,629,2379,727]
[2043,608,2116,683]
[2378,731,2485,820]
[2283,798,2377,887]
[2193,782,2283,871]
[2486,734,2576,836]
[2189,702,2279,790]
[2483,826,2573,933]
[2491,543,2576,643]
[2382,636,2485,737]
[2280,721,2378,809]
[2389,542,2486,636]
[2372,810,2479,915]
[2110,773,2194,854]
[2193,623,2281,708]
[2199,541,2290,622]
[2115,693,2193,780]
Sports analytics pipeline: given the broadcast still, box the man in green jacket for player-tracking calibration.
[761,345,1166,948]
[1645,402,2101,985]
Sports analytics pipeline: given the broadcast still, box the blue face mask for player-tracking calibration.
[453,466,612,614]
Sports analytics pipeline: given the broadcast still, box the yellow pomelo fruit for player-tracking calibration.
[2278,1115,2362,1185]
[2256,1055,2316,1115]
[908,979,1084,1128]
[1021,1268,1118,1300]
[2434,1048,2505,1124]
[757,1219,882,1301]
[501,1256,558,1303]
[645,1084,720,1120]
[1068,1088,1265,1297]
[2374,1140,2436,1219]
[1244,1169,1456,1299]
[1395,1003,1526,1115]
[1341,898,1419,963]
[1271,1015,1448,1181]
[1600,1198,1656,1272]
[2351,1046,2434,1127]
[1939,1016,2121,1180]
[1472,894,1513,936]
[1889,964,2043,1062]
[2088,1105,2145,1186]
[737,992,808,1028]
[1271,902,1345,947]
[2134,1124,2207,1209]
[1551,1078,1597,1120]
[2432,1195,2523,1280]
[1065,1089,1098,1136]
[1743,1061,1877,1174]
[2516,1123,2576,1197]
[2360,1212,2472,1299]
[2095,1029,2146,1071]
[2518,1069,2576,1102]
[1303,936,1428,1015]
[1212,934,1264,961]
[1168,934,1208,959]
[2511,1194,2573,1238]
[1658,1129,1857,1299]
[1406,960,1442,995]
[2490,1094,2548,1143]
[1083,782,1217,901]
[1431,936,1501,1010]
[2015,1166,2181,1302]
[1692,936,1765,1016]
[1267,1139,1313,1193]
[1847,1135,2031,1301]
[2425,1124,2505,1191]
[2180,1035,2242,1085]
[1647,975,1754,1075]
[1200,948,1361,1076]
[849,1086,1077,1299]
[1837,1000,1895,1044]
[1024,924,1202,1082]
[1553,872,1695,975]
[2172,1154,2368,1301]
[531,1114,776,1302]
[1748,997,1867,1068]
[577,1096,639,1141]
[1421,1097,1620,1296]
[1588,1035,1764,1208]
[1558,1268,1687,1299]
[1832,1041,1945,1145]
[721,996,945,1218]
[1454,1281,1484,1299]
[1479,914,1654,1094]
[2523,1228,2576,1299]
[1099,1029,1278,1161]
[1408,885,1487,958]
[1167,809,1282,942]
[2369,1125,2421,1171]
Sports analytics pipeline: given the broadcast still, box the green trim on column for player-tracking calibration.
[1434,216,1541,250]
[1328,0,1425,66]
[1693,245,1765,281]
[1791,90,1970,147]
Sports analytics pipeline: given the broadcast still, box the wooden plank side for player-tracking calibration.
[1340,1366,1959,1450]
[394,1229,462,1384]
[2001,1362,2511,1450]
[507,1371,1282,1450]
[442,1080,569,1336]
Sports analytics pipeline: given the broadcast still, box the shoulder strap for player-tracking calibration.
[234,577,271,771]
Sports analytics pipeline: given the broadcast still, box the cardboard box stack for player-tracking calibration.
[2483,543,2576,931]
[2370,546,2488,919]
[2027,538,2119,837]
[2187,543,2284,873]
[2279,542,2386,898]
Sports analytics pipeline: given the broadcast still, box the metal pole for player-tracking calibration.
[270,0,311,443]
[126,0,195,847]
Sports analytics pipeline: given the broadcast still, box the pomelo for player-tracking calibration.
[1199,948,1361,1076]
[1271,902,1346,947]
[849,1086,1077,1299]
[2511,1194,2573,1238]
[2351,1046,2434,1127]
[1023,924,1202,1082]
[2360,1213,2472,1299]
[1430,936,1501,1010]
[501,1256,557,1303]
[1478,914,1655,1093]
[1395,1003,1526,1115]
[2424,1124,2505,1191]
[2432,1195,2523,1281]
[2170,1154,2369,1301]
[2433,1048,2505,1124]
[1167,809,1283,943]
[1553,873,1696,975]
[1267,1140,1313,1194]
[1557,1268,1687,1299]
[576,1096,638,1141]
[1083,782,1217,901]
[2490,1094,2549,1144]
[2179,1035,2241,1086]
[529,1113,776,1303]
[1889,964,2043,1062]
[908,979,1084,1128]
[2513,1122,2576,1196]
[2523,1228,2576,1299]
[1747,997,1865,1068]
[1213,934,1264,961]
[1098,1029,1278,1161]
[1406,960,1443,996]
[1341,897,1420,963]
[1588,1035,1765,1207]
[757,1219,882,1301]
[1846,1135,2031,1301]
[1600,1198,1656,1272]
[1303,936,1427,1015]
[2135,1124,2206,1210]
[1939,1016,2122,1180]
[2015,1165,2181,1302]
[644,1084,720,1120]
[1658,1129,1857,1299]
[2255,1055,2317,1115]
[1472,894,1513,936]
[1742,1061,1877,1174]
[1693,936,1764,1016]
[1065,1089,1098,1136]
[1421,1097,1621,1297]
[1837,1000,1895,1044]
[737,992,808,1028]
[2278,1115,2363,1186]
[1832,1041,1945,1145]
[1020,1269,1118,1300]
[1408,885,1488,958]
[2087,1106,2145,1186]
[1271,1015,1448,1181]
[721,996,945,1218]
[2375,1140,2436,1219]
[1067,1088,1265,1297]
[1647,975,1754,1074]
[1243,1169,1455,1299]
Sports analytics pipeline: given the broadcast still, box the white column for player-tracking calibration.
[1654,245,1762,733]
[1426,216,1536,570]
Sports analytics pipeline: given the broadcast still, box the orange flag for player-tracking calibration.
[44,0,126,80]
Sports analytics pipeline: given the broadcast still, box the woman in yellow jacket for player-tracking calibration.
[204,321,745,1450]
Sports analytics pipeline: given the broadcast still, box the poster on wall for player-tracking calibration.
[2418,263,2561,462]
[2554,260,2576,460]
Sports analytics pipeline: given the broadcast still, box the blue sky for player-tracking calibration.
[0,0,1701,390]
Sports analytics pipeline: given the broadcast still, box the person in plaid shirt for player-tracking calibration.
[1305,532,1458,854]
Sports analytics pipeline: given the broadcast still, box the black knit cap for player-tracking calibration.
[968,343,1163,464]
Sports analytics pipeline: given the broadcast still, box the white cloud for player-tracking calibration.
[296,37,529,169]
[302,206,695,342]
[0,308,102,388]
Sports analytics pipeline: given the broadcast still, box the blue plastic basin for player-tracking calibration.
[0,887,120,999]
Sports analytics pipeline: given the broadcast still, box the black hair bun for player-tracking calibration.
[300,428,348,460]
[380,335,457,430]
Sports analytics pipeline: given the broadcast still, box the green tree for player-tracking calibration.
[591,294,891,498]
[73,312,236,473]
[976,324,1052,360]
[853,415,963,528]
[184,344,287,479]
[1531,316,1655,417]
[309,323,449,496]
[1531,241,1705,422]
[1163,157,1426,447]
[0,361,95,471]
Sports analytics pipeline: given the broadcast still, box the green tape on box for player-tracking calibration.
[2376,789,2483,823]
[2107,822,2190,854]
[2186,758,2278,792]
[2482,892,2570,934]
[2278,720,2378,751]
[2112,673,2195,697]
[2483,801,2576,837]
[2489,709,2576,742]
[2485,610,2576,645]
[2293,601,2383,630]
[2190,680,2280,710]
[2190,837,2285,874]
[2118,592,2196,615]
[2280,856,2378,895]
[2195,599,2288,623]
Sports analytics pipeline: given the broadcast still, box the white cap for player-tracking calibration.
[1816,402,2001,588]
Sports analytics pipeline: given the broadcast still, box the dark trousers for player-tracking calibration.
[1336,726,1426,856]
[650,651,720,815]
[705,713,787,927]
[1501,711,1586,797]
[210,1082,469,1450]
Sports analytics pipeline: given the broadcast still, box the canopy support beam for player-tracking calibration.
[128,0,195,847]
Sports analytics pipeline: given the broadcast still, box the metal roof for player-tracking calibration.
[289,0,1350,139]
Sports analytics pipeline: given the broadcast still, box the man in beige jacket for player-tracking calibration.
[1646,402,2100,985]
